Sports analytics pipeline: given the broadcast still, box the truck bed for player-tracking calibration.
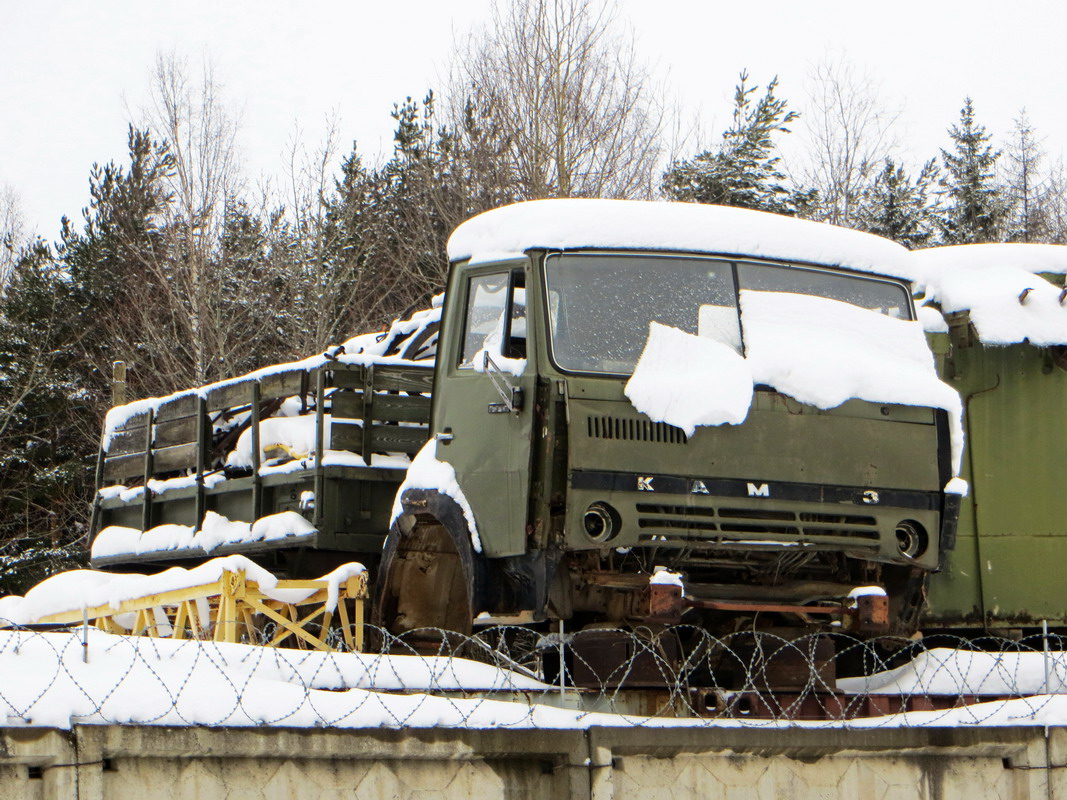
[91,358,434,572]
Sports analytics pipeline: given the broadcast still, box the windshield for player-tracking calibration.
[544,252,913,375]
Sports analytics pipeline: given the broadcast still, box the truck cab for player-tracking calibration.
[379,199,961,640]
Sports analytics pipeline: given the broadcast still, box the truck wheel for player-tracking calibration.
[376,513,474,651]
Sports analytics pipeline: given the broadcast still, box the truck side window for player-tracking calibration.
[505,278,527,359]
[460,271,527,368]
[460,273,508,368]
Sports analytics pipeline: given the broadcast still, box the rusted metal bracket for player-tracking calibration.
[644,582,685,623]
[642,583,889,633]
[844,593,890,633]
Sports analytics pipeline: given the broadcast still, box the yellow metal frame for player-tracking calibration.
[28,568,368,652]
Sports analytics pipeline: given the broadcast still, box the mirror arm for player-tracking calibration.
[483,351,524,413]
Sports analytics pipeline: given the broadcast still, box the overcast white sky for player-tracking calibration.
[2,0,1065,236]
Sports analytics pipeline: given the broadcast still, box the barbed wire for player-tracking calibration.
[1,618,1064,730]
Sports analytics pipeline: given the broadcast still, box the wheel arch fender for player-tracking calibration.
[375,487,486,629]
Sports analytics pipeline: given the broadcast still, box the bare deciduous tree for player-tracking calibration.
[108,53,291,394]
[1041,160,1067,244]
[146,53,247,385]
[799,55,899,227]
[0,186,25,291]
[279,117,348,352]
[276,116,404,353]
[1003,109,1049,242]
[450,0,665,200]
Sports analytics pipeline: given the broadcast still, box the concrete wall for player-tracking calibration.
[1,724,1063,799]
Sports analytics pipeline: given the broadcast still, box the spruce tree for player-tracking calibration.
[0,243,92,594]
[663,71,816,215]
[938,98,1007,243]
[855,158,940,250]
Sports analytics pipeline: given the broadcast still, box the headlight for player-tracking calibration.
[583,502,620,542]
[895,519,928,559]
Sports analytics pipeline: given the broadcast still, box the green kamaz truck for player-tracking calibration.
[91,199,961,648]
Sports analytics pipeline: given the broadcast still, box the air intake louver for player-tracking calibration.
[586,416,688,444]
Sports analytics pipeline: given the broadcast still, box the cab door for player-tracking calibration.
[433,262,534,557]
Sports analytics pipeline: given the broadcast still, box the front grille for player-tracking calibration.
[799,512,878,525]
[635,504,880,548]
[638,518,718,532]
[636,504,716,517]
[586,416,688,444]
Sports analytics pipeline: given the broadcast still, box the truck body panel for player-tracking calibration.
[926,334,1067,627]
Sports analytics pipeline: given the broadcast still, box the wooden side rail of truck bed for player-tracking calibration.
[91,361,434,547]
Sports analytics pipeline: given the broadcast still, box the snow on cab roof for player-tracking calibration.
[447,199,916,281]
[913,243,1067,346]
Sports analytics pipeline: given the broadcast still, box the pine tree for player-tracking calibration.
[663,71,816,215]
[0,130,182,594]
[855,158,940,249]
[56,126,178,400]
[320,92,518,338]
[938,98,1007,244]
[322,95,460,334]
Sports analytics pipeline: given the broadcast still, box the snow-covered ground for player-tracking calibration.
[3,554,1062,730]
[838,646,1067,697]
[0,629,1065,730]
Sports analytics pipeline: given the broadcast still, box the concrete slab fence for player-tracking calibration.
[2,724,1065,799]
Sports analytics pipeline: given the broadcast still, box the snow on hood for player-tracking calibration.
[448,199,916,280]
[741,290,957,409]
[913,243,1067,345]
[741,290,964,473]
[623,291,963,474]
[625,322,752,435]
